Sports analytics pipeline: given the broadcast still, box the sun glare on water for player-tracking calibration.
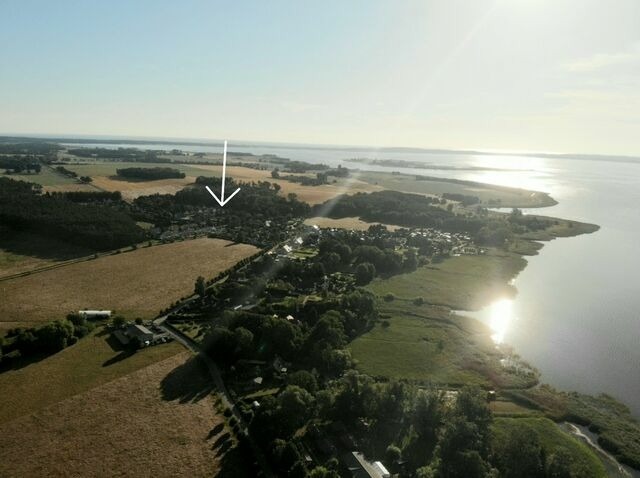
[488,298,515,344]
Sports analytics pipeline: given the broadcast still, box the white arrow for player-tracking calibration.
[205,140,241,207]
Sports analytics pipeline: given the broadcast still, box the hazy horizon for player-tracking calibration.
[1,0,639,156]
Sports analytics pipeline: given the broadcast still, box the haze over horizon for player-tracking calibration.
[1,0,639,156]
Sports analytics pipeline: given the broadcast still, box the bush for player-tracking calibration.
[384,293,395,302]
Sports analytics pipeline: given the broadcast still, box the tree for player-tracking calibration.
[195,276,206,300]
[355,262,376,285]
[386,444,402,464]
[546,448,573,478]
[287,370,318,393]
[271,168,280,178]
[308,466,340,478]
[112,316,126,328]
[233,327,254,357]
[494,426,546,478]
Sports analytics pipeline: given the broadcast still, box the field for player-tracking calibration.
[367,250,527,311]
[0,327,181,424]
[0,352,240,477]
[492,417,607,477]
[304,216,401,231]
[0,167,76,187]
[0,238,259,326]
[358,171,556,208]
[191,164,381,204]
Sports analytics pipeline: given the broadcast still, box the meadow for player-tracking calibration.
[367,250,527,311]
[349,302,495,386]
[0,238,258,326]
[492,417,607,477]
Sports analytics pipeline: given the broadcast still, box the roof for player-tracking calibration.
[79,310,111,315]
[127,324,153,338]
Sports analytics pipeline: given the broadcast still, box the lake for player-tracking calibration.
[65,141,640,416]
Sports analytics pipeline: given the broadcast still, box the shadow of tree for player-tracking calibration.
[213,439,261,478]
[102,349,136,367]
[160,356,214,404]
[206,423,225,441]
[0,230,93,262]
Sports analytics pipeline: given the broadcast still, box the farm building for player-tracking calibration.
[114,324,155,348]
[78,310,111,320]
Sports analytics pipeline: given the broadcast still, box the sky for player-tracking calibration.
[1,0,639,156]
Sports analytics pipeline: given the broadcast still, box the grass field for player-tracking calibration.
[0,327,181,424]
[0,352,239,477]
[0,238,259,325]
[367,250,526,311]
[358,171,556,208]
[492,417,607,477]
[0,167,75,187]
[304,216,402,231]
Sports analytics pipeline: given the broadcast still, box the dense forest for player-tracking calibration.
[0,177,144,250]
[116,167,185,180]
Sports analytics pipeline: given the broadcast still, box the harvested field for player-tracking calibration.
[0,352,236,478]
[304,216,402,231]
[192,165,382,204]
[0,238,259,324]
[91,175,196,200]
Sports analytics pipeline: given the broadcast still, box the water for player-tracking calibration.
[64,140,640,415]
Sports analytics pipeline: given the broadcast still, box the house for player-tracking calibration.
[78,310,111,320]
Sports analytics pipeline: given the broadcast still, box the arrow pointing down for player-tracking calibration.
[205,140,241,207]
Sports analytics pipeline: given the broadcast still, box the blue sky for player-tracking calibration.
[1,0,639,155]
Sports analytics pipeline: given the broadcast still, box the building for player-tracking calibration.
[343,452,390,478]
[78,310,111,320]
[127,324,154,347]
[114,323,154,348]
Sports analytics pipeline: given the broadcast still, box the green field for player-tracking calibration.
[367,250,526,310]
[0,327,182,424]
[492,417,607,477]
[357,171,557,208]
[0,167,76,187]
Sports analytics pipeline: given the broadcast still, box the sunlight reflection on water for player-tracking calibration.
[487,298,516,344]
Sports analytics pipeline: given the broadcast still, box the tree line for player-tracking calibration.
[0,177,144,250]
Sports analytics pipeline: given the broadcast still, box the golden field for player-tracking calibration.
[0,238,258,325]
